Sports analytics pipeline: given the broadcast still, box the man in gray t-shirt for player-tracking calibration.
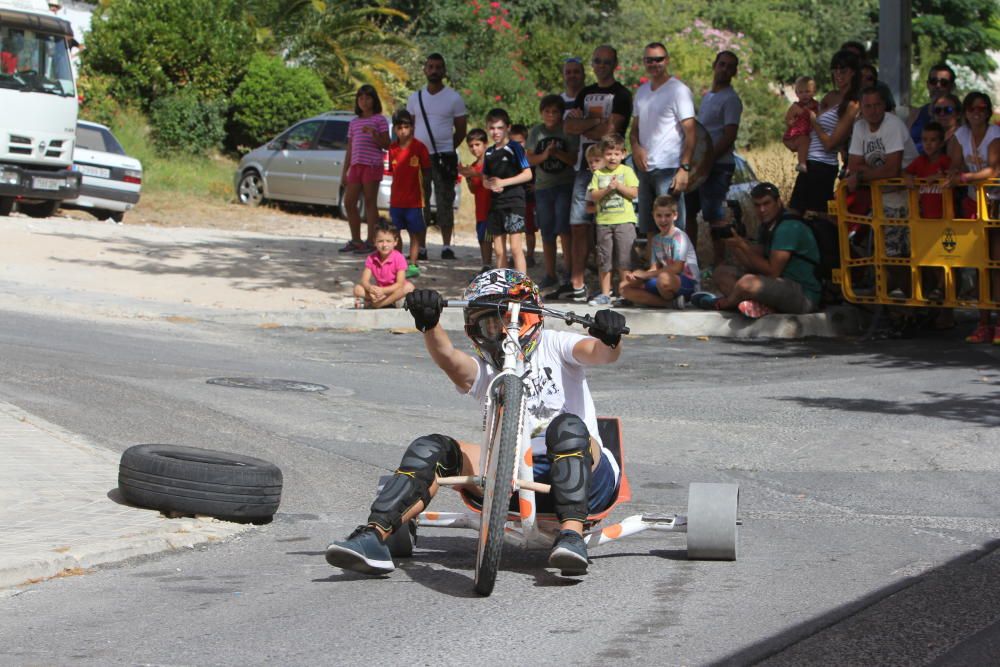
[696,50,743,265]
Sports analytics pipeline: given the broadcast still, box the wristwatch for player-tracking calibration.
[680,163,691,171]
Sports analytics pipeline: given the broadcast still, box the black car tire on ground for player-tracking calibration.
[118,444,282,523]
[18,200,59,218]
[0,197,13,216]
[93,209,124,223]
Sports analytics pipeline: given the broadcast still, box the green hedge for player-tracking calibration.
[150,90,227,155]
[230,53,333,150]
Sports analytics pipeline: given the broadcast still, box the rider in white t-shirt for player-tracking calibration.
[325,269,627,578]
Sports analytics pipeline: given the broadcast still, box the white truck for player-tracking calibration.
[0,0,80,217]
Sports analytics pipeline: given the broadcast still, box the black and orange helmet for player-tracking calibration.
[462,269,543,369]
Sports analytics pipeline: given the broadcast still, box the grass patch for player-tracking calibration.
[108,107,236,203]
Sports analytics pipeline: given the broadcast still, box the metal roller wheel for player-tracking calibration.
[686,482,739,560]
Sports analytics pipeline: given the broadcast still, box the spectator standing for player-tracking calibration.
[406,53,468,260]
[946,92,1000,344]
[697,49,743,266]
[483,108,533,273]
[458,129,493,269]
[509,124,538,267]
[387,109,430,278]
[845,86,918,297]
[587,133,639,305]
[631,42,696,249]
[561,56,586,109]
[691,183,821,318]
[931,94,963,143]
[908,64,958,154]
[563,45,633,303]
[788,50,862,216]
[340,85,390,255]
[527,95,578,289]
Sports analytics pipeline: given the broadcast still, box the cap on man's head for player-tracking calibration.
[48,0,62,7]
[392,109,414,126]
[751,182,781,200]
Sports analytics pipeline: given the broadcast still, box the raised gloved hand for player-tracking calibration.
[588,309,627,348]
[404,289,444,332]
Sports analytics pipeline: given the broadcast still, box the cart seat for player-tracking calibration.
[459,417,632,524]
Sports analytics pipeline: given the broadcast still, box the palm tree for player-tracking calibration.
[242,0,412,108]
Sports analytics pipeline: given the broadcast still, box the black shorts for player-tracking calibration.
[487,208,526,236]
[789,160,839,214]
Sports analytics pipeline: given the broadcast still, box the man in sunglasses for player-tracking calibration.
[908,64,957,153]
[631,42,697,249]
[561,45,633,303]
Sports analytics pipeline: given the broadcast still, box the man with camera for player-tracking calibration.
[691,182,821,318]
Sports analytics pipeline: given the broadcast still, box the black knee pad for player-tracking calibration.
[545,413,593,523]
[368,434,462,532]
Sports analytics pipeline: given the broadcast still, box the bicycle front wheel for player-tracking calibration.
[474,374,524,596]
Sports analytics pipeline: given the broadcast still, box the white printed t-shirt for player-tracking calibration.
[406,86,467,154]
[462,329,620,483]
[651,227,700,286]
[633,77,695,169]
[848,112,918,209]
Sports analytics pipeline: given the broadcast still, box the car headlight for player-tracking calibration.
[0,168,19,186]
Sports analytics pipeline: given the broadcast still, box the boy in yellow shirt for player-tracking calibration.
[587,133,639,305]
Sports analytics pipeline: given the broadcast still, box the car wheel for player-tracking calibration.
[0,197,13,216]
[18,200,59,218]
[237,170,265,207]
[93,209,124,223]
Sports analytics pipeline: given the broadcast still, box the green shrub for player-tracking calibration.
[82,0,251,108]
[230,54,332,150]
[77,73,121,127]
[150,90,227,155]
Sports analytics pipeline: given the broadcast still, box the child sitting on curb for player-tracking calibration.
[619,195,699,308]
[352,221,415,308]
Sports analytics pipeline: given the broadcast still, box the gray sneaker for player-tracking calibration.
[325,525,395,575]
[588,293,611,306]
[548,529,589,575]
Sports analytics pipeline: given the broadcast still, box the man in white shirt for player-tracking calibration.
[630,42,696,246]
[407,54,468,260]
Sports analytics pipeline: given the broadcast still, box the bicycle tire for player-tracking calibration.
[474,374,524,596]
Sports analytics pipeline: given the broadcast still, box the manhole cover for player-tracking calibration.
[207,377,329,393]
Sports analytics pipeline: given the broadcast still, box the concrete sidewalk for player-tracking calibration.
[0,401,250,593]
[0,215,865,338]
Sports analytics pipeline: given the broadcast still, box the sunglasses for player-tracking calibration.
[643,56,666,64]
[927,77,953,86]
[592,58,615,66]
[933,105,956,115]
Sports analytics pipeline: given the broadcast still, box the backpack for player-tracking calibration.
[765,213,842,306]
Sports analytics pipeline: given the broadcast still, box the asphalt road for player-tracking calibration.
[0,310,998,666]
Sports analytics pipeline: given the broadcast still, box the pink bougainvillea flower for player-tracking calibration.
[639,76,648,84]
[494,94,502,101]
[490,1,500,7]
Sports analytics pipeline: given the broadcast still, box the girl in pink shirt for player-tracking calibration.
[341,85,390,255]
[353,222,415,309]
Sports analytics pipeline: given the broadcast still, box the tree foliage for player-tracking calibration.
[83,0,252,105]
[230,53,333,149]
[912,0,1000,75]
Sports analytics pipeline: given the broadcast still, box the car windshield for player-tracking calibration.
[76,125,126,155]
[0,25,75,97]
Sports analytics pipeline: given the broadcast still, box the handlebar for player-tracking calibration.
[444,299,630,335]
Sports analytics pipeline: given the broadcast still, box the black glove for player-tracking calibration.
[405,289,443,332]
[589,309,627,348]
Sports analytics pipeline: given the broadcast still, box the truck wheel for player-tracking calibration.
[18,200,59,219]
[0,198,13,216]
[118,444,283,523]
